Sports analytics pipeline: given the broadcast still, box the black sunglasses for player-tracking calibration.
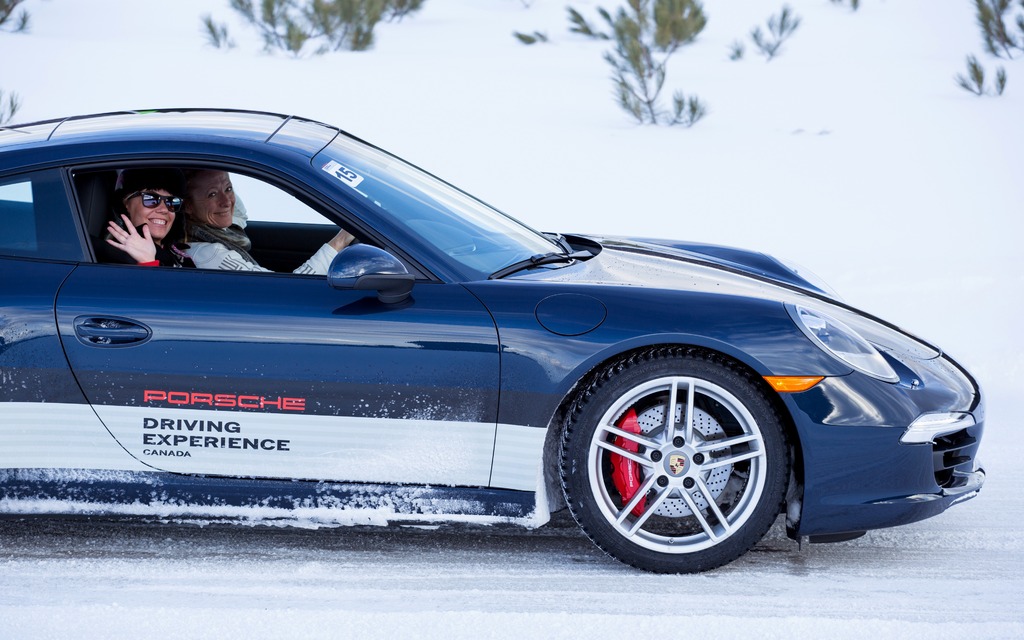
[125,190,183,212]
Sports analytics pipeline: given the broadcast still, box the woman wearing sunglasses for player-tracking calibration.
[104,168,195,268]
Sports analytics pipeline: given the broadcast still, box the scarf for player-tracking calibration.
[187,222,258,265]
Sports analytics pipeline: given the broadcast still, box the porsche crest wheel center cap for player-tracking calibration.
[667,453,689,476]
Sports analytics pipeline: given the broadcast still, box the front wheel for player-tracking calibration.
[560,349,789,573]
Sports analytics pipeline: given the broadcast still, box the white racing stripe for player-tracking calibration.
[0,402,148,471]
[0,402,548,492]
[93,405,496,486]
[491,423,547,492]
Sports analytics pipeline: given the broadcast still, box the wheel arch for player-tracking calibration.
[539,343,804,522]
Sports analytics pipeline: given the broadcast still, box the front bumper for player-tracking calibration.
[780,353,985,538]
[876,465,985,507]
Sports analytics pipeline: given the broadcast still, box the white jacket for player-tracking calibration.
[186,242,338,275]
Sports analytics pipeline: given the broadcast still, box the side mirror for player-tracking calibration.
[327,244,415,304]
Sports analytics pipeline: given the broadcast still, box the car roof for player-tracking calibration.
[0,108,341,157]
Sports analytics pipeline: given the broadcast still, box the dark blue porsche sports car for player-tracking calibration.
[0,109,985,573]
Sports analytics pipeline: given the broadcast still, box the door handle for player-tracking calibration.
[74,316,152,346]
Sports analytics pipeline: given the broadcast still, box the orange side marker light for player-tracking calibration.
[764,376,825,393]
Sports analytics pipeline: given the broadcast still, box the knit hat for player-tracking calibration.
[115,168,186,199]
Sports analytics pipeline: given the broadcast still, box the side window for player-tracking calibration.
[77,166,350,273]
[230,173,327,225]
[0,171,85,261]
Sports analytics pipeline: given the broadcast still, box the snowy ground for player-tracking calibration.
[2,0,1023,637]
[1,434,1021,640]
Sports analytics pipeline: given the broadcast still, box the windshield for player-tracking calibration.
[314,134,560,279]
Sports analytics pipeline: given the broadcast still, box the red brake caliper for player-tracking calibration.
[610,408,646,517]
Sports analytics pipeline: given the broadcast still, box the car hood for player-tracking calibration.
[547,235,835,299]
[515,234,945,364]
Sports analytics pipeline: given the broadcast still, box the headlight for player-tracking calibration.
[788,304,899,383]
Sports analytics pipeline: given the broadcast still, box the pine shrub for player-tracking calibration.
[383,0,423,22]
[567,6,611,40]
[0,89,21,126]
[974,0,1024,59]
[728,39,744,60]
[750,5,801,61]
[955,54,1008,96]
[571,1,708,127]
[227,0,425,56]
[513,31,548,45]
[653,0,707,52]
[304,0,388,53]
[669,90,708,127]
[829,0,860,11]
[0,0,29,32]
[202,15,236,49]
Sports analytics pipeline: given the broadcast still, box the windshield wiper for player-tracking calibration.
[544,232,575,254]
[489,251,590,280]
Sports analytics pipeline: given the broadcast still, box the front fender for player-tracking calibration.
[463,281,849,429]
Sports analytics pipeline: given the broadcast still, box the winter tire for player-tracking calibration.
[561,349,789,573]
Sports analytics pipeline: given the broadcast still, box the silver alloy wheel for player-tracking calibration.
[587,376,767,554]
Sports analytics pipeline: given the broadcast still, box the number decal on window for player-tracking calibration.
[322,160,364,188]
